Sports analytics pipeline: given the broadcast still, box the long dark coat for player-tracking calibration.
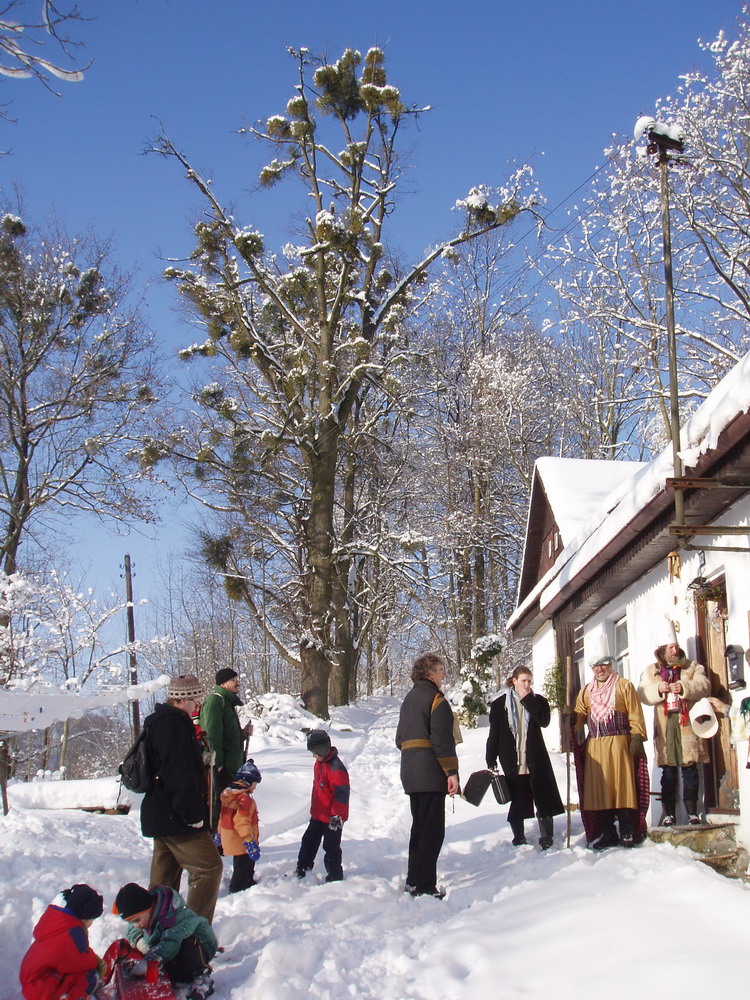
[485,692,564,818]
[140,702,210,838]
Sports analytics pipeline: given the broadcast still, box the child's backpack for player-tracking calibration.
[119,725,155,794]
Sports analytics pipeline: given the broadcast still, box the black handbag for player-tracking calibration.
[490,771,511,804]
[463,769,511,806]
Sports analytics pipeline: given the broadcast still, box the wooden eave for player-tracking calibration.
[510,409,750,640]
[517,471,558,605]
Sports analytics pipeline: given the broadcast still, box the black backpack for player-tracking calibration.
[119,725,155,794]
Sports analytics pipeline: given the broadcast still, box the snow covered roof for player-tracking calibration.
[0,675,170,732]
[509,348,750,633]
[535,457,646,545]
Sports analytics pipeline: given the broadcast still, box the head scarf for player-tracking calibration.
[588,669,618,726]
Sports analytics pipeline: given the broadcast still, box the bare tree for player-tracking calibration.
[0,1,88,119]
[0,213,159,578]
[545,14,750,448]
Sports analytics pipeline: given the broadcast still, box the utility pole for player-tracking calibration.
[124,554,140,738]
[637,115,686,532]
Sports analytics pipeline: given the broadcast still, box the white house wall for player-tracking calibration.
[707,495,750,846]
[530,619,557,682]
[528,619,562,752]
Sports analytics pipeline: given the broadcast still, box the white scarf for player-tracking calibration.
[506,689,530,765]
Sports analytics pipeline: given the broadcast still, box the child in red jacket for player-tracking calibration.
[217,759,261,893]
[295,730,349,882]
[19,884,105,1000]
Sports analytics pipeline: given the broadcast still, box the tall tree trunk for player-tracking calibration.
[0,738,10,815]
[472,476,488,642]
[329,454,357,707]
[41,726,50,771]
[299,437,338,718]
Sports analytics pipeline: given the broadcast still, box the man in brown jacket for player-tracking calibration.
[638,634,710,826]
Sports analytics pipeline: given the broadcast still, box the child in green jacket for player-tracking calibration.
[113,883,217,999]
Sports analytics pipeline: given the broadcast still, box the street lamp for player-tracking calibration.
[634,115,686,532]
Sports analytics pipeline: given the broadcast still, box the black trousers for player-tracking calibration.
[229,853,256,893]
[163,934,209,985]
[661,763,699,809]
[507,774,535,825]
[407,792,446,894]
[297,819,343,880]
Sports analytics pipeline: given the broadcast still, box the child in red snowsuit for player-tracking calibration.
[217,759,261,893]
[295,730,349,882]
[19,884,105,1000]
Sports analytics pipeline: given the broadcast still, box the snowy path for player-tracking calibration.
[4,695,750,999]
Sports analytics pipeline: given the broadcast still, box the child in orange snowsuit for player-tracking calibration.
[217,759,261,893]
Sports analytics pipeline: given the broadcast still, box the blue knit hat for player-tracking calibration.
[307,730,331,755]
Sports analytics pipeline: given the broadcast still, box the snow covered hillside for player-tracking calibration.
[3,695,749,999]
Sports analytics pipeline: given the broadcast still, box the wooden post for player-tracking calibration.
[564,655,575,848]
[124,555,140,739]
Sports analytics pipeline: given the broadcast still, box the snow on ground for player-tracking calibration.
[4,694,750,999]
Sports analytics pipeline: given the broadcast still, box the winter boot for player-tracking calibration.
[660,793,676,826]
[510,819,527,846]
[538,816,554,850]
[592,829,620,851]
[592,811,619,851]
[186,973,215,1000]
[617,809,634,847]
[684,798,701,825]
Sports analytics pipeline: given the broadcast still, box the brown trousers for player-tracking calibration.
[150,833,223,923]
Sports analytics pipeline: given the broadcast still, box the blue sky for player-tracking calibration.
[0,0,742,604]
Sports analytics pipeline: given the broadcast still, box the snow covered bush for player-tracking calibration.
[459,633,507,726]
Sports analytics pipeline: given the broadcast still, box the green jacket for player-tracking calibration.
[199,685,244,774]
[126,886,217,964]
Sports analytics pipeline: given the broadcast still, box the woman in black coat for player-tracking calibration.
[485,666,564,849]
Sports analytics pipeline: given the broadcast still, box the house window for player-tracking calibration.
[614,616,629,675]
[573,624,585,689]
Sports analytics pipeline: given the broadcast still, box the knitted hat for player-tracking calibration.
[307,730,331,755]
[168,674,203,701]
[114,883,154,919]
[215,668,239,686]
[61,884,103,921]
[235,758,262,785]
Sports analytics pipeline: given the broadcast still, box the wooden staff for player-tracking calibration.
[564,655,575,848]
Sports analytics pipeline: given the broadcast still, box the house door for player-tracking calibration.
[695,579,739,813]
